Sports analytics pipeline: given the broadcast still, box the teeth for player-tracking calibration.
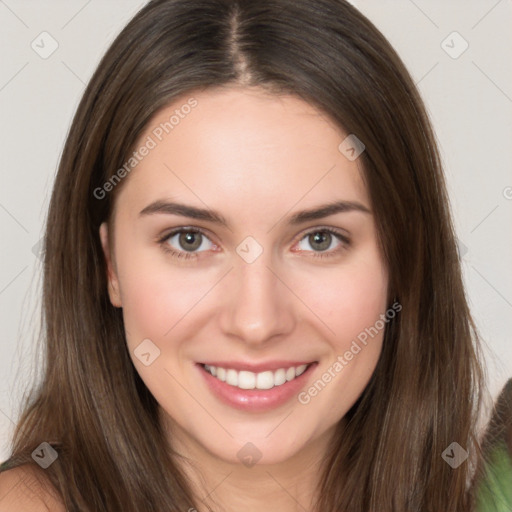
[203,363,310,390]
[216,367,226,382]
[274,368,286,386]
[256,371,274,390]
[238,370,256,389]
[226,369,238,386]
[296,364,307,377]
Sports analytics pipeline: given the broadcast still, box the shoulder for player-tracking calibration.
[0,465,65,512]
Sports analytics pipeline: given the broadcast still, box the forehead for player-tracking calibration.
[114,86,369,218]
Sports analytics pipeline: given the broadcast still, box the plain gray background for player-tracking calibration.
[1,0,511,461]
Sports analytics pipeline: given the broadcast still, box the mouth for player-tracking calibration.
[199,362,315,390]
[195,361,318,412]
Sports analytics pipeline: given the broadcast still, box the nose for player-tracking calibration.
[218,255,296,346]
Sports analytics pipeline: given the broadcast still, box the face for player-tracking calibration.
[100,86,389,466]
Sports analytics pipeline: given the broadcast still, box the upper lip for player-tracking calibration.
[198,360,316,372]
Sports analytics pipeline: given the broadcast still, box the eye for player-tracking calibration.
[159,228,215,259]
[294,228,350,258]
[158,226,350,261]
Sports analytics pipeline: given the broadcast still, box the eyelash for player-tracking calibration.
[157,226,351,261]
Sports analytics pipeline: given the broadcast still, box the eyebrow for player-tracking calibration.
[139,199,371,228]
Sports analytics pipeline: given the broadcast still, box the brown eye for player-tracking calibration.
[163,229,213,254]
[294,228,350,259]
[308,231,333,251]
[178,231,203,251]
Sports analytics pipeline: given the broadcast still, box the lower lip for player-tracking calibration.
[196,362,317,412]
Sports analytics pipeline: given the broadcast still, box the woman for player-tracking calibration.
[0,0,489,510]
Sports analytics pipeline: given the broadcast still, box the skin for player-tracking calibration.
[100,85,389,512]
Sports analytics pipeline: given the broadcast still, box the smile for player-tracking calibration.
[202,363,310,390]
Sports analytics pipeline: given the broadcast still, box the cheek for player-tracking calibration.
[298,254,388,345]
[114,247,208,344]
[295,257,388,419]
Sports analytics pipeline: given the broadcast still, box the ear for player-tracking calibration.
[99,222,122,307]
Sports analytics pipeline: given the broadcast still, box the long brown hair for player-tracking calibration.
[2,0,488,510]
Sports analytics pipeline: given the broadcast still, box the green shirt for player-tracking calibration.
[476,440,512,512]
